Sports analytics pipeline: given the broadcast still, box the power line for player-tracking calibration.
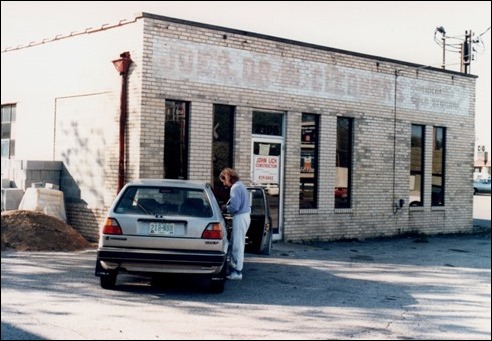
[434,25,491,74]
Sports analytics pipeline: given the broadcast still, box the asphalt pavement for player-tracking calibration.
[1,232,490,340]
[1,195,490,340]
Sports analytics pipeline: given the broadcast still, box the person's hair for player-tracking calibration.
[220,168,239,184]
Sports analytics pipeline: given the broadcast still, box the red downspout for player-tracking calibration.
[112,52,132,194]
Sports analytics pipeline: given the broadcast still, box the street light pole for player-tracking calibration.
[435,26,447,69]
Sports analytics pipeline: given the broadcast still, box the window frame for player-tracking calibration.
[335,116,353,209]
[299,113,319,209]
[164,100,190,180]
[212,104,235,202]
[410,124,425,206]
[431,126,446,207]
[1,104,16,159]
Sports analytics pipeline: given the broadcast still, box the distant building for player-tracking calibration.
[474,152,490,180]
[1,12,477,242]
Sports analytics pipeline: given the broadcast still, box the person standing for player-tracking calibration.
[219,168,251,280]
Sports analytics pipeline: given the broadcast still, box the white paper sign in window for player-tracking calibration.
[253,155,279,183]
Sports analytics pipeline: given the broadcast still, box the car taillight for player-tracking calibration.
[101,218,122,235]
[201,223,223,239]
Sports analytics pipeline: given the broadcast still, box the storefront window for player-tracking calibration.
[336,117,353,208]
[212,104,235,203]
[164,100,189,179]
[252,112,283,136]
[432,127,446,206]
[1,104,16,159]
[299,114,319,209]
[410,125,425,206]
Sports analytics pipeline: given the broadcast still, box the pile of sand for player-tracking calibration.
[1,210,93,251]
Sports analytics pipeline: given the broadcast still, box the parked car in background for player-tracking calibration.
[95,179,229,293]
[474,179,491,195]
[473,173,491,181]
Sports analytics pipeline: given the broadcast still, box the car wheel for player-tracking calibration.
[209,264,227,293]
[100,272,117,289]
[210,278,225,293]
[260,230,272,255]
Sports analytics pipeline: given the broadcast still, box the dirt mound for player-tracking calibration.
[1,210,93,251]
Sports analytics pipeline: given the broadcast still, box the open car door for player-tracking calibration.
[245,186,273,255]
[216,186,273,255]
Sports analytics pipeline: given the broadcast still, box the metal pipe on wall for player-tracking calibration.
[112,52,132,194]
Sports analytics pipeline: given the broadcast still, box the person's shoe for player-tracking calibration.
[226,270,242,280]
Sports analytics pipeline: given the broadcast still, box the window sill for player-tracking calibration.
[299,208,318,214]
[335,208,353,214]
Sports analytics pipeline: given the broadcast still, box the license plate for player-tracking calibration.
[149,222,175,235]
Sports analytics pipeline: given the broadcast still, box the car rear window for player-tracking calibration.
[115,186,213,217]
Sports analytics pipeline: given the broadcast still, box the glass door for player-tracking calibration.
[252,138,283,239]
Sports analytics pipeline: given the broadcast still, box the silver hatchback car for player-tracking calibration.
[95,179,229,292]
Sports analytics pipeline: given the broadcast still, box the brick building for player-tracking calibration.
[1,13,477,242]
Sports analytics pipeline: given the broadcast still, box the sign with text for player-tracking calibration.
[153,38,470,116]
[253,155,279,183]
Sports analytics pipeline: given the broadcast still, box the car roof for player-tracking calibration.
[124,180,267,191]
[125,179,210,189]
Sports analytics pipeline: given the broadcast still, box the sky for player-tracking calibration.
[2,1,491,152]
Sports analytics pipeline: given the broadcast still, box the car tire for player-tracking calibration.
[209,264,227,293]
[100,272,117,289]
[210,278,225,293]
[260,230,272,255]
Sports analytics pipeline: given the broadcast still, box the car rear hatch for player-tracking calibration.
[100,185,226,252]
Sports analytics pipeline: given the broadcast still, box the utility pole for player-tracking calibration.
[461,30,472,74]
[441,32,446,69]
[434,27,481,74]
